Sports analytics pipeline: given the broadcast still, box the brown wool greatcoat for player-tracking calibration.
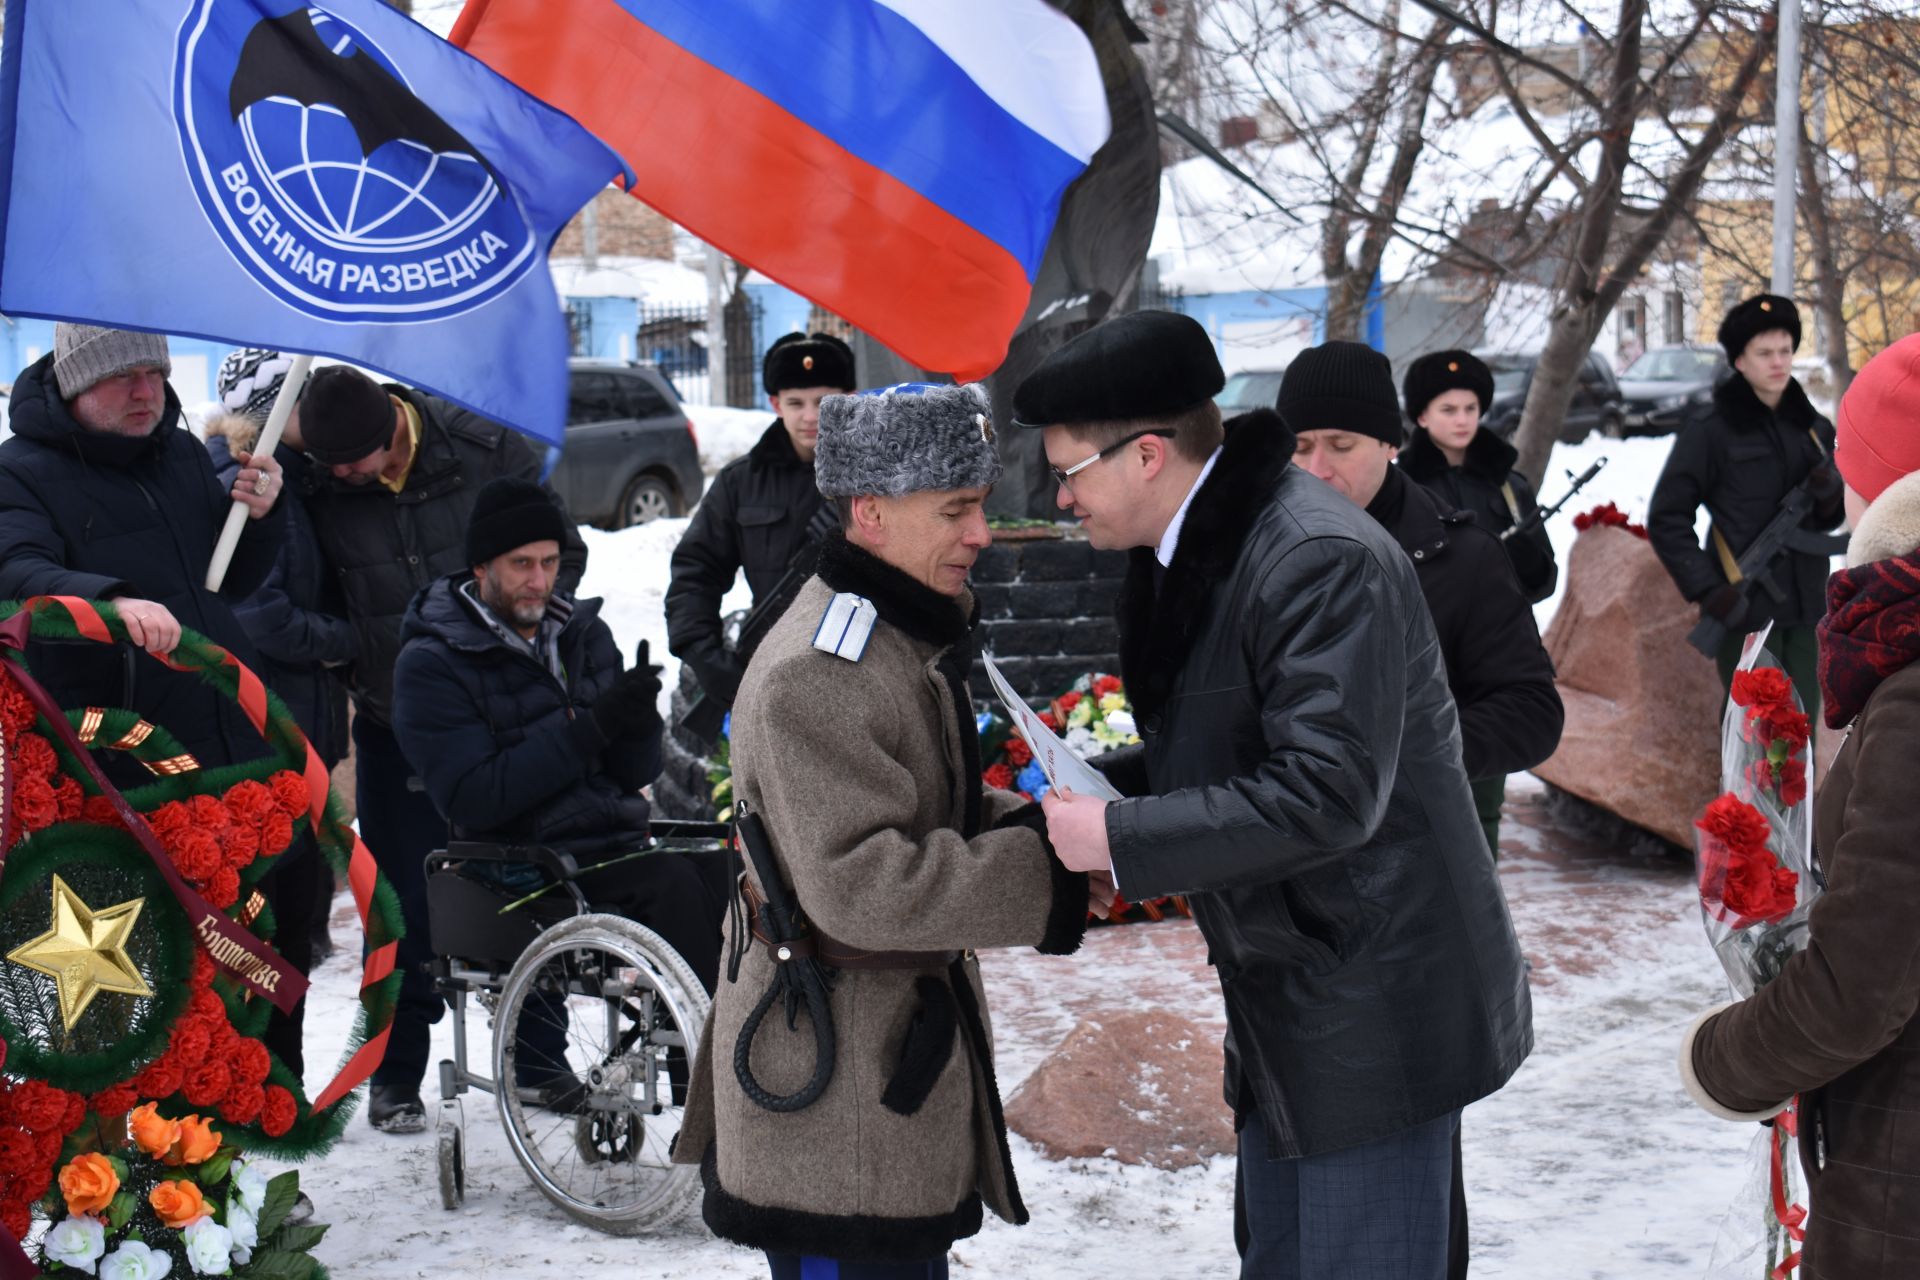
[1685,473,1920,1278]
[673,536,1088,1263]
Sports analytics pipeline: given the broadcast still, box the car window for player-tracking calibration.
[617,374,674,419]
[1479,355,1530,396]
[1624,348,1719,381]
[567,373,623,425]
[1579,357,1607,387]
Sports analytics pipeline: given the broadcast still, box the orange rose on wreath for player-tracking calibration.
[149,1177,208,1227]
[129,1101,180,1158]
[167,1114,221,1166]
[58,1152,119,1216]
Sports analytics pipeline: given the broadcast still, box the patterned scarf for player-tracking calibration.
[1817,551,1920,727]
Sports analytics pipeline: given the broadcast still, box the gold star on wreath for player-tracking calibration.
[6,875,152,1030]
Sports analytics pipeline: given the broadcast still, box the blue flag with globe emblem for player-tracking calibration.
[0,0,627,448]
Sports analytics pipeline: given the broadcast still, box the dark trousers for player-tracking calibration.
[1467,776,1506,860]
[258,829,330,1080]
[515,846,732,1089]
[1234,1107,1456,1280]
[1716,622,1820,718]
[355,714,447,1092]
[1447,1121,1468,1279]
[767,1255,948,1279]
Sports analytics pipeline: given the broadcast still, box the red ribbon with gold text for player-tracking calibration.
[1769,1097,1808,1279]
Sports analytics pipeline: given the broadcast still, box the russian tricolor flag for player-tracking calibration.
[451,0,1109,381]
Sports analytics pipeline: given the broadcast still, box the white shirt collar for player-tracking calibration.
[1156,447,1223,568]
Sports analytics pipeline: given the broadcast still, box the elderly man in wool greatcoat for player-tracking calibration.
[673,382,1101,1280]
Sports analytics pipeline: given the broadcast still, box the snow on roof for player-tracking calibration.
[548,255,709,307]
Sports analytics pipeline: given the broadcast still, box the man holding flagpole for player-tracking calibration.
[0,324,286,778]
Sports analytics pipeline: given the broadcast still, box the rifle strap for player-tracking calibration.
[1499,481,1524,527]
[1713,526,1744,584]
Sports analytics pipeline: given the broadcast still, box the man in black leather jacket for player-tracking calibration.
[665,332,852,709]
[1017,315,1532,1279]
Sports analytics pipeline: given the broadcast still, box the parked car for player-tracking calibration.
[551,361,704,529]
[1478,350,1625,443]
[1614,343,1730,437]
[1215,367,1287,415]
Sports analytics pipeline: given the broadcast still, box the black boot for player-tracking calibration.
[366,1084,427,1134]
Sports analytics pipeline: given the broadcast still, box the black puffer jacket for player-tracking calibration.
[1099,411,1533,1159]
[1398,426,1559,602]
[302,386,586,729]
[207,420,353,768]
[1647,374,1840,628]
[391,575,656,842]
[0,355,285,768]
[665,421,825,702]
[1365,465,1563,780]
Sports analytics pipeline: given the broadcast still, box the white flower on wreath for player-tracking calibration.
[1063,725,1098,758]
[182,1218,234,1276]
[43,1215,107,1275]
[229,1159,270,1216]
[225,1194,260,1267]
[97,1240,172,1280]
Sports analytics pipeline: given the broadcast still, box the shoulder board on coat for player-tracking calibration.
[812,592,878,662]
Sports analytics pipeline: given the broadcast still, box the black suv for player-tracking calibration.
[1615,344,1730,437]
[551,362,704,529]
[1478,350,1625,443]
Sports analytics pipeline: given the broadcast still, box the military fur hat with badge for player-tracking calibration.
[1718,294,1801,363]
[764,331,857,396]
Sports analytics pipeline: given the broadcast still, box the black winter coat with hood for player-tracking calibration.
[301,386,586,729]
[391,574,657,844]
[1097,410,1533,1159]
[1647,374,1840,629]
[205,417,353,768]
[1398,425,1559,603]
[0,354,286,769]
[1365,464,1563,780]
[665,420,825,703]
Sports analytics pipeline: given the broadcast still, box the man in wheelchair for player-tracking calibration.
[392,478,730,1124]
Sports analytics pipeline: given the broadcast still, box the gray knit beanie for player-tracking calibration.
[814,382,1003,498]
[54,324,172,400]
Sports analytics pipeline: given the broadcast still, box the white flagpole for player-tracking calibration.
[205,353,314,592]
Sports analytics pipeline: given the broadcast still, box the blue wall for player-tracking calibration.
[1170,283,1385,362]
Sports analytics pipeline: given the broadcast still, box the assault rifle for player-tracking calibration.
[1685,473,1849,657]
[1500,457,1608,542]
[679,502,839,745]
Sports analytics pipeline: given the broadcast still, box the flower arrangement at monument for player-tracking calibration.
[0,597,405,1277]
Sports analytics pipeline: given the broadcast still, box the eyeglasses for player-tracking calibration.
[1048,429,1176,492]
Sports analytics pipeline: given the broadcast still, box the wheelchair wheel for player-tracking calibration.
[492,912,710,1235]
[437,1100,465,1210]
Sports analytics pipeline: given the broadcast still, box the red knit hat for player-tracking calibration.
[1835,333,1920,504]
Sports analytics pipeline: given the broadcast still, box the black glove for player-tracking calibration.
[1806,460,1843,503]
[694,649,746,707]
[1701,582,1745,624]
[591,642,664,741]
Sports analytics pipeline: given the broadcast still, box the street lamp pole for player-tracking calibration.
[1771,0,1801,294]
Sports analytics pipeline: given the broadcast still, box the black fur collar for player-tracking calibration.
[1714,372,1821,433]
[1400,424,1517,483]
[748,419,806,470]
[816,532,974,649]
[1116,408,1295,717]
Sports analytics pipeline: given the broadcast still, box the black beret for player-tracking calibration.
[1011,310,1224,427]
[301,365,396,465]
[763,331,856,395]
[1718,294,1801,362]
[466,477,568,566]
[1402,349,1494,421]
[1275,341,1403,446]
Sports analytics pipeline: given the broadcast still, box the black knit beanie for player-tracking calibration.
[466,478,567,566]
[1275,341,1404,445]
[301,366,396,465]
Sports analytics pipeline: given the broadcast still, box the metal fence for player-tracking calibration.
[626,297,763,407]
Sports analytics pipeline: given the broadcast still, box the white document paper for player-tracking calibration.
[981,652,1122,801]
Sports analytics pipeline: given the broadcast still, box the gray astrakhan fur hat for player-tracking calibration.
[814,382,1003,498]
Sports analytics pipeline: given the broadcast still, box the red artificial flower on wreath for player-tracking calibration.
[0,1129,36,1179]
[189,949,216,990]
[223,821,262,870]
[204,865,241,910]
[259,811,295,859]
[220,1080,265,1126]
[147,800,193,843]
[1004,737,1033,768]
[225,779,277,830]
[983,764,1015,791]
[232,1039,271,1087]
[269,770,309,819]
[1,1079,73,1133]
[52,776,82,821]
[169,1019,213,1069]
[188,793,231,833]
[12,732,56,779]
[88,1082,140,1120]
[134,1054,185,1101]
[168,828,224,884]
[81,794,123,829]
[1037,710,1062,732]
[261,1085,298,1138]
[1091,675,1123,698]
[182,1061,232,1109]
[0,1193,29,1242]
[13,775,57,833]
[0,678,36,738]
[1057,691,1082,712]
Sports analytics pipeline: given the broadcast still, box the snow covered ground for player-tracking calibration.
[273,423,1779,1277]
[290,777,1755,1278]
